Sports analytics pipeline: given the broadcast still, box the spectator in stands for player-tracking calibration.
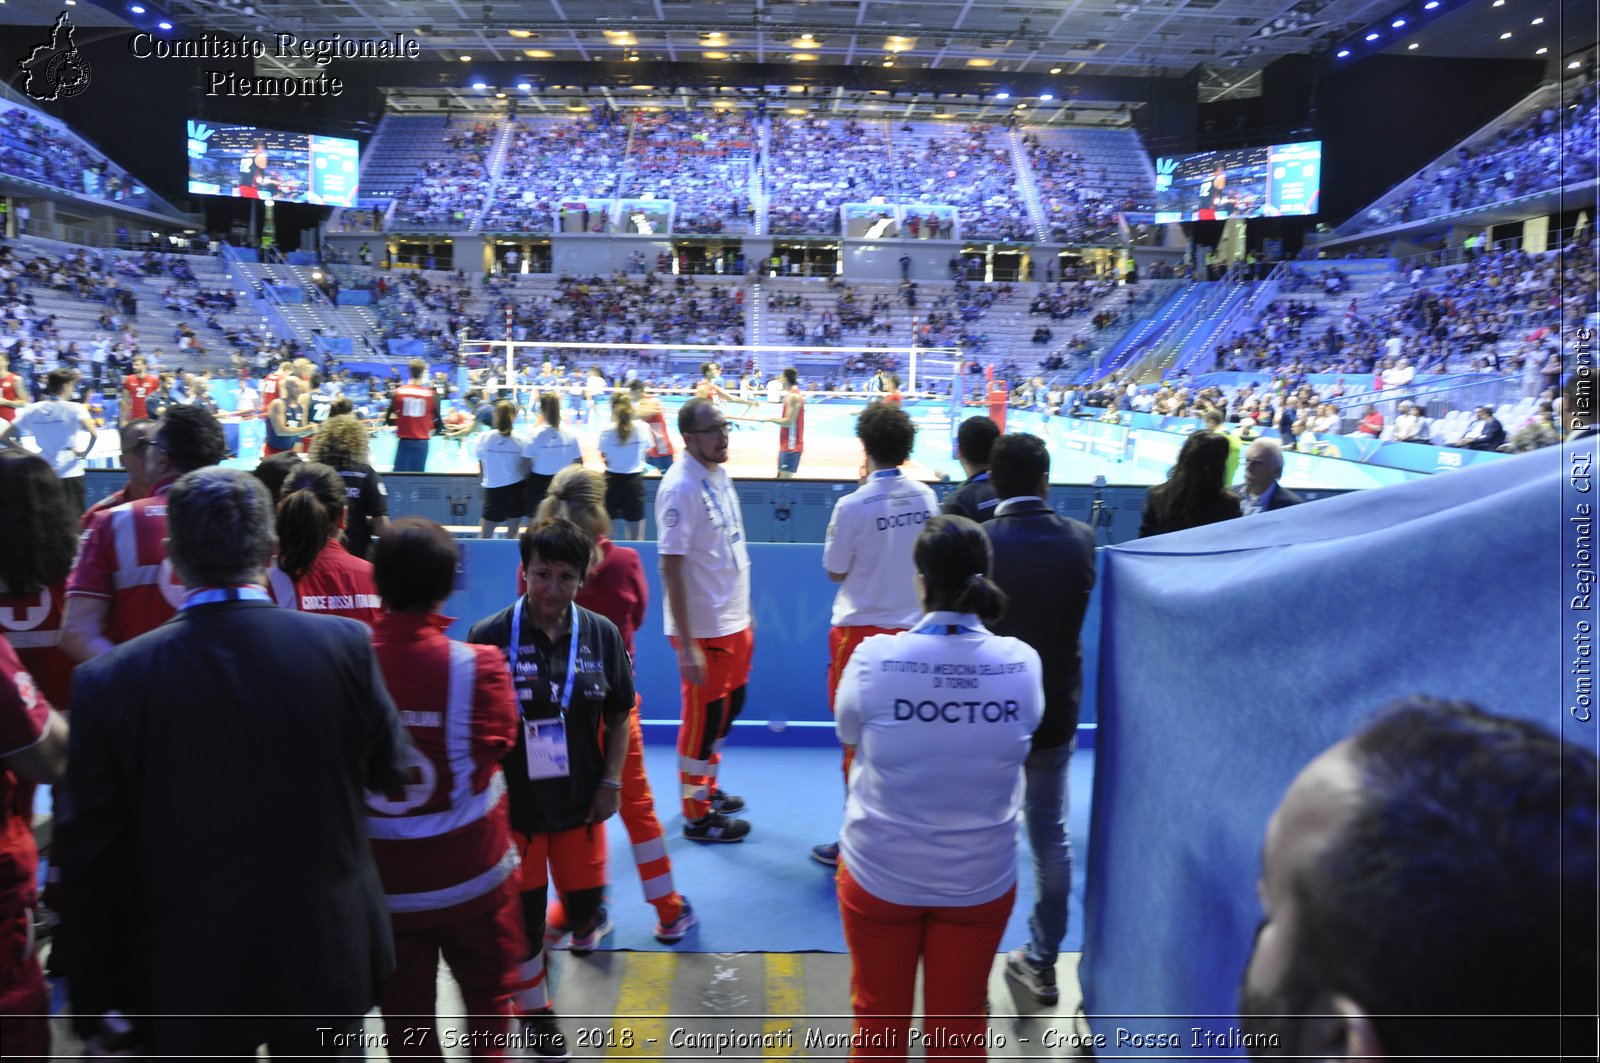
[1450,405,1507,450]
[941,415,1000,523]
[1139,432,1242,538]
[366,518,525,1058]
[834,515,1042,1055]
[1354,404,1385,438]
[984,433,1096,1008]
[1239,696,1596,1061]
[1506,402,1559,452]
[266,463,382,628]
[61,404,226,662]
[1232,439,1304,516]
[309,414,390,561]
[59,467,407,1059]
[0,367,96,513]
[1391,403,1430,444]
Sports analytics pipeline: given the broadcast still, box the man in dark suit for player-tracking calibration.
[1232,438,1304,516]
[1451,405,1508,451]
[982,433,1096,1007]
[60,467,409,1058]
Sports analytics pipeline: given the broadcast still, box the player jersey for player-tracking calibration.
[780,391,806,453]
[260,371,284,410]
[122,373,159,421]
[366,614,521,930]
[266,540,383,627]
[0,372,23,423]
[66,482,187,646]
[263,397,305,453]
[0,638,50,910]
[642,407,674,458]
[391,383,437,440]
[0,578,71,708]
[307,388,338,429]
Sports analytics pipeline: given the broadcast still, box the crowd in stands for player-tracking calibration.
[624,109,756,235]
[767,117,895,235]
[391,122,496,229]
[1022,133,1126,244]
[480,115,627,233]
[899,125,1033,241]
[1360,77,1599,228]
[0,106,145,205]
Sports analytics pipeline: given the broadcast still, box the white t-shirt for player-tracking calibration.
[476,429,529,488]
[823,468,937,628]
[15,399,90,478]
[836,613,1043,907]
[523,425,582,475]
[655,449,751,639]
[597,425,649,474]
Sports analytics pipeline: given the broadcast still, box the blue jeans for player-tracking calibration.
[393,437,429,472]
[1021,739,1073,969]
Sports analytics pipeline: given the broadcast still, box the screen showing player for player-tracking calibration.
[187,120,360,207]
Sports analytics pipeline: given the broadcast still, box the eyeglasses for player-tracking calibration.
[687,422,731,436]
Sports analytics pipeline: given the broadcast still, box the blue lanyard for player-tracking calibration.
[509,599,580,720]
[908,618,981,636]
[698,472,742,543]
[183,585,272,610]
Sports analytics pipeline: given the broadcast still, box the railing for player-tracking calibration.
[1007,125,1052,245]
[264,246,346,338]
[1126,267,1249,382]
[220,242,297,343]
[1335,373,1521,422]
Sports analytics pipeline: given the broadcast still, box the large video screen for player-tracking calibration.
[186,121,359,207]
[1153,141,1321,223]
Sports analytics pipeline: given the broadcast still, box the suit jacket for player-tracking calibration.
[1230,482,1305,512]
[983,500,1097,748]
[61,598,408,1036]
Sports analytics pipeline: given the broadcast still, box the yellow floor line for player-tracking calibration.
[763,954,805,1058]
[603,952,677,1060]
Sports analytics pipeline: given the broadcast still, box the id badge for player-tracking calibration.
[523,719,571,780]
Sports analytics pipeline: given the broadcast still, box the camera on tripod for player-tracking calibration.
[1088,474,1114,543]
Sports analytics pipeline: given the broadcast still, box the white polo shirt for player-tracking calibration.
[655,449,750,639]
[15,399,90,478]
[835,613,1043,907]
[597,426,649,474]
[823,468,937,628]
[476,429,529,488]
[523,425,582,475]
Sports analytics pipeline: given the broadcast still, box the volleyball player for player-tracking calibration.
[771,367,805,479]
[261,374,313,457]
[630,379,675,474]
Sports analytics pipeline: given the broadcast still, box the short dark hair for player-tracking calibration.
[989,433,1049,500]
[44,368,75,396]
[782,367,798,387]
[374,517,459,612]
[856,403,916,467]
[1293,696,1597,1058]
[678,396,714,436]
[154,404,226,473]
[252,451,303,501]
[519,517,593,577]
[914,515,1006,621]
[956,416,1000,466]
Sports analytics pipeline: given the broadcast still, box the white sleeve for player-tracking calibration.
[655,481,693,556]
[822,497,852,575]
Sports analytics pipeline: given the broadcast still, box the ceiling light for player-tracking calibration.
[966,58,994,67]
[703,51,728,59]
[130,4,144,12]
[1570,60,1583,69]
[882,57,895,66]
[1536,47,1548,54]
[523,50,553,58]
[1392,18,1406,27]
[1424,1,1439,8]
[1492,0,1503,5]
[790,53,815,61]
[1408,42,1420,49]
[1500,32,1513,39]
[157,20,171,29]
[1049,66,1062,74]
[996,91,1010,99]
[518,81,532,90]
[460,55,471,61]
[1365,32,1380,41]
[472,81,487,89]
[508,29,533,38]
[1336,49,1351,57]
[800,33,814,41]
[1015,103,1027,109]
[1040,92,1055,101]
[495,92,506,98]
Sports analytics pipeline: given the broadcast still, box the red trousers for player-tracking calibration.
[828,625,903,782]
[618,702,684,927]
[837,865,1015,1061]
[0,903,48,1061]
[380,888,528,1060]
[672,627,754,820]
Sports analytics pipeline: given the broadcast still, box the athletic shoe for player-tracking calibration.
[710,788,746,814]
[683,811,751,843]
[520,1010,571,1062]
[1005,947,1060,1006]
[654,898,698,944]
[810,841,840,867]
[568,908,613,956]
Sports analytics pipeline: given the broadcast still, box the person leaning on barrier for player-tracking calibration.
[1239,696,1597,1061]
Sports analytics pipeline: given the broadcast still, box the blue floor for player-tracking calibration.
[591,740,1094,955]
